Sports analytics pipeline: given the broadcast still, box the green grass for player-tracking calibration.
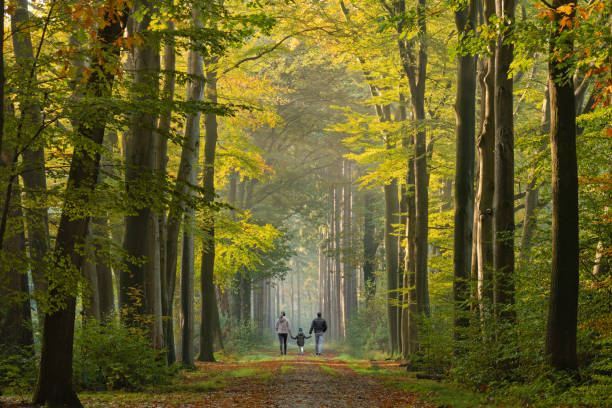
[349,363,407,378]
[280,365,295,375]
[349,362,491,408]
[226,367,260,378]
[320,364,341,376]
[394,379,492,408]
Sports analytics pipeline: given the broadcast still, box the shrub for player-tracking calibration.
[345,299,389,356]
[73,318,174,391]
[0,345,37,395]
[223,319,268,354]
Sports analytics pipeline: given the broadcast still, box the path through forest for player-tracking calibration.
[81,351,437,407]
[2,348,488,407]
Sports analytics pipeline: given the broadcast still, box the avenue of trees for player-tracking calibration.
[0,0,610,406]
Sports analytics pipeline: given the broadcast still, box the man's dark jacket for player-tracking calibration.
[309,317,327,334]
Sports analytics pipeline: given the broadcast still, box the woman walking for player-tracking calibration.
[275,311,292,355]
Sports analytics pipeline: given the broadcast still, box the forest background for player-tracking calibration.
[0,0,610,406]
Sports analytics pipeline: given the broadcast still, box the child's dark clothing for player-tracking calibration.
[291,330,311,355]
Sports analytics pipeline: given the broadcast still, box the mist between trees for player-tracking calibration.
[0,0,610,407]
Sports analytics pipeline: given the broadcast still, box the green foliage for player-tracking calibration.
[223,320,268,354]
[0,346,37,395]
[72,319,175,391]
[345,299,389,357]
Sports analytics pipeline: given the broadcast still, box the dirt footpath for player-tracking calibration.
[201,354,435,408]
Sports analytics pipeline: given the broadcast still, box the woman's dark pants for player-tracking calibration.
[278,333,288,354]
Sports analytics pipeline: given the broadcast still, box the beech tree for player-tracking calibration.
[545,0,579,371]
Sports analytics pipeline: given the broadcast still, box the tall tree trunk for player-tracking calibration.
[228,171,242,322]
[545,1,579,370]
[179,36,203,367]
[0,179,33,349]
[363,189,377,301]
[199,65,223,361]
[453,0,477,336]
[121,0,163,350]
[159,20,177,364]
[82,224,101,320]
[402,141,418,357]
[520,86,550,260]
[475,0,496,312]
[493,0,516,322]
[33,5,128,405]
[384,178,400,355]
[396,0,430,317]
[94,216,114,318]
[11,0,50,313]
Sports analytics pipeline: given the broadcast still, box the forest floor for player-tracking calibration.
[1,349,494,407]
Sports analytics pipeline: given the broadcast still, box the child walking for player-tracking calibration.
[291,328,311,355]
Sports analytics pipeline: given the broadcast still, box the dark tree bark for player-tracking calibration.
[82,224,101,320]
[33,5,128,405]
[228,170,242,321]
[453,0,478,335]
[363,189,378,301]
[159,19,177,364]
[180,34,203,367]
[0,180,33,350]
[11,0,51,311]
[384,178,400,355]
[493,0,516,321]
[199,65,223,362]
[545,0,579,371]
[121,0,163,349]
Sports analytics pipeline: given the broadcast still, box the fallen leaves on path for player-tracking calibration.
[1,353,437,407]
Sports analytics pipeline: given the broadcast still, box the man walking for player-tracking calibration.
[309,312,327,356]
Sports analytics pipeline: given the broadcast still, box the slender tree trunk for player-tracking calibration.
[33,6,128,405]
[493,0,516,322]
[403,143,418,357]
[384,178,400,355]
[318,243,324,313]
[453,0,477,336]
[228,171,242,322]
[95,216,114,318]
[82,224,101,320]
[11,0,50,312]
[199,65,223,361]
[520,87,549,260]
[475,0,496,312]
[159,20,177,364]
[179,38,203,368]
[396,0,430,317]
[0,179,33,349]
[363,189,377,301]
[545,1,579,370]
